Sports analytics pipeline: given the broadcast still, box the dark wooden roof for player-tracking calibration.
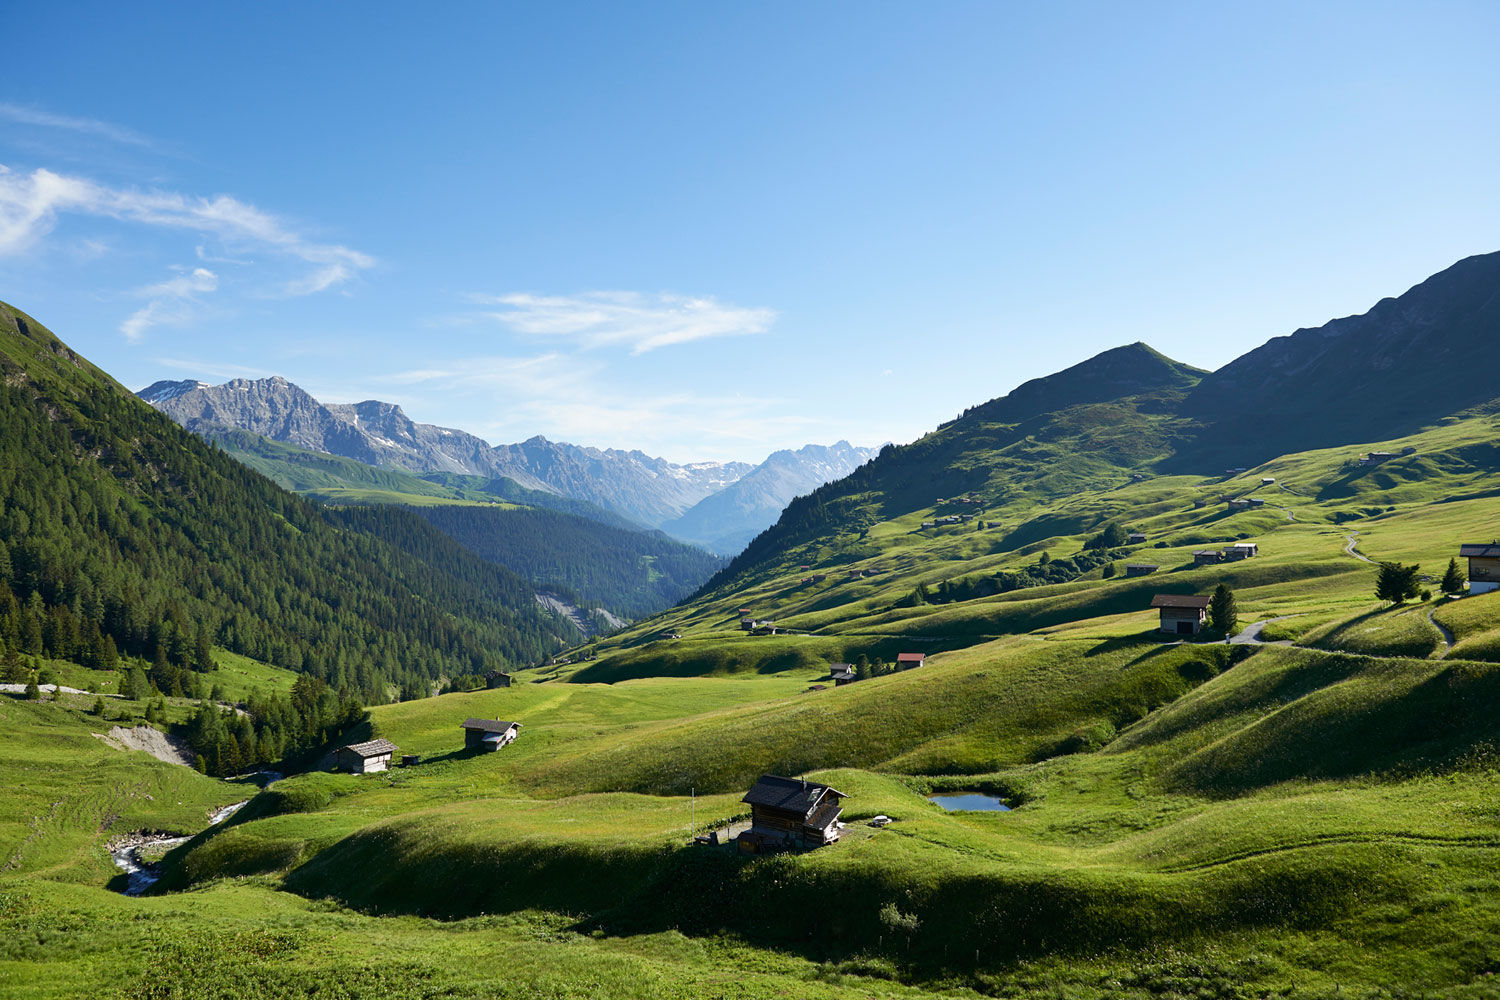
[1150,594,1211,609]
[829,663,855,679]
[340,738,398,758]
[484,670,512,679]
[742,774,846,812]
[462,718,519,733]
[1460,544,1500,558]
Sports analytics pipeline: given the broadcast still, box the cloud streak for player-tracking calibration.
[377,352,819,460]
[121,267,218,342]
[0,102,153,148]
[473,290,776,354]
[0,165,374,299]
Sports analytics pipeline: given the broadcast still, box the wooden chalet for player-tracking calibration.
[462,718,521,752]
[1460,542,1500,595]
[829,663,856,686]
[1151,594,1210,636]
[1224,542,1258,560]
[1193,549,1224,566]
[484,670,512,689]
[1128,532,1148,544]
[1124,563,1158,577]
[896,652,926,668]
[737,774,847,853]
[335,738,399,774]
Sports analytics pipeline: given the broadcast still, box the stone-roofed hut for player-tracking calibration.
[335,738,399,774]
[1150,594,1210,636]
[829,663,855,686]
[737,774,847,853]
[462,718,521,752]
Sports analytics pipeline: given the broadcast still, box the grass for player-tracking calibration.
[7,391,1500,997]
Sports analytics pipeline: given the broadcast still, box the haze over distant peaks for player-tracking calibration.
[139,376,873,548]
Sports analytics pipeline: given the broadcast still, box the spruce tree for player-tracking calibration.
[1208,583,1239,635]
[1441,558,1466,595]
[1375,562,1422,604]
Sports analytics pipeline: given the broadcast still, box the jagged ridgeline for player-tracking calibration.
[0,301,566,698]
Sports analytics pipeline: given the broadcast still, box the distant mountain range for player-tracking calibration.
[661,441,879,554]
[141,376,874,550]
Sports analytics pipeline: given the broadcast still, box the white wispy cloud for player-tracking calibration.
[152,356,281,381]
[376,353,819,460]
[471,290,777,354]
[121,266,219,342]
[0,102,153,148]
[0,165,374,299]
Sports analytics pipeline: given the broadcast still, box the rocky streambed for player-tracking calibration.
[108,772,279,895]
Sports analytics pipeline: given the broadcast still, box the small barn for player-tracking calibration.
[1194,549,1224,566]
[829,663,855,686]
[485,670,512,689]
[462,718,521,752]
[1461,543,1500,595]
[1151,594,1210,636]
[738,774,847,853]
[1224,542,1258,560]
[1124,563,1159,577]
[1128,532,1148,544]
[896,652,926,669]
[335,738,399,774]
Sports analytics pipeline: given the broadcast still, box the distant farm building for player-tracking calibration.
[335,738,399,774]
[737,775,847,854]
[1124,563,1159,577]
[1151,594,1210,636]
[739,617,755,631]
[658,631,682,640]
[1194,550,1224,566]
[1360,451,1399,465]
[896,652,927,669]
[1128,532,1148,544]
[1225,542,1258,560]
[829,663,855,686]
[1461,543,1500,595]
[485,670,512,689]
[1227,499,1252,511]
[1261,477,1276,485]
[462,718,521,752]
[751,620,778,635]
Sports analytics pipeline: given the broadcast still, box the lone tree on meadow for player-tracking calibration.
[1086,522,1130,550]
[1208,583,1239,634]
[1440,557,1466,595]
[1375,561,1422,604]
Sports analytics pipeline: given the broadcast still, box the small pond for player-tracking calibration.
[928,793,1011,812]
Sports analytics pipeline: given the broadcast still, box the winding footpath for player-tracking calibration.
[1344,532,1374,564]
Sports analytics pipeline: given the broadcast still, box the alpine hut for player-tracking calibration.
[1150,594,1210,636]
[737,774,847,853]
[462,718,521,752]
[335,738,399,774]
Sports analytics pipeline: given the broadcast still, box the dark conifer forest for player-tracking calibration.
[0,302,566,703]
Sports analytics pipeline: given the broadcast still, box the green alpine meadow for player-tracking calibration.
[3,237,1500,1000]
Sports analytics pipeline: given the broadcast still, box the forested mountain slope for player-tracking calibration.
[412,506,724,619]
[0,301,567,698]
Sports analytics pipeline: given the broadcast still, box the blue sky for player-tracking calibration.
[3,2,1499,462]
